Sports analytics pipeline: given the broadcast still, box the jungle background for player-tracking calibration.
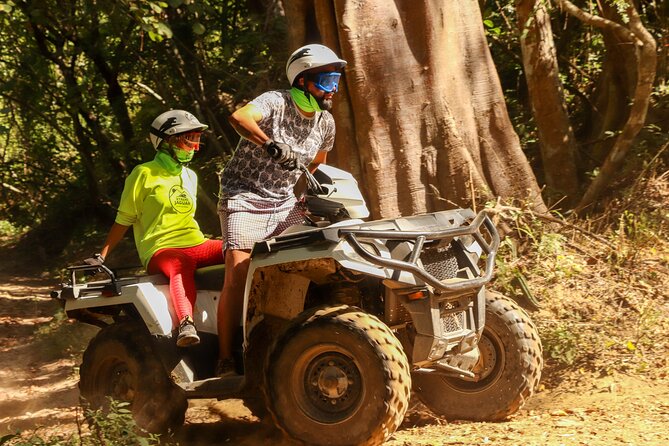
[1,0,668,445]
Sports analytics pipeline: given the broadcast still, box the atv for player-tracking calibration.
[52,157,543,446]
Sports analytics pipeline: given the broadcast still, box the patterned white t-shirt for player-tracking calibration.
[218,90,335,201]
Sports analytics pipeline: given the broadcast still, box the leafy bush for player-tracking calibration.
[541,323,582,366]
[1,400,169,446]
[0,220,25,238]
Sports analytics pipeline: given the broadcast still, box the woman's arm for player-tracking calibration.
[99,222,130,260]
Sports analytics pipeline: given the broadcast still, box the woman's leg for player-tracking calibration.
[186,239,225,268]
[148,249,197,322]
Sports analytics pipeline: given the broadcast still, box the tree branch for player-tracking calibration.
[555,0,641,45]
[555,0,657,213]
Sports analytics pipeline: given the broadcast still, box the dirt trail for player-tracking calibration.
[1,270,668,445]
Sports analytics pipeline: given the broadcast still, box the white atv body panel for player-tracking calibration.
[316,165,370,219]
[64,280,219,337]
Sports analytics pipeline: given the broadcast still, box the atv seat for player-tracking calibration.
[194,264,225,291]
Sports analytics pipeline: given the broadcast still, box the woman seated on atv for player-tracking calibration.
[88,110,223,347]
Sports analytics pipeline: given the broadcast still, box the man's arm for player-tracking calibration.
[308,150,327,173]
[227,103,269,147]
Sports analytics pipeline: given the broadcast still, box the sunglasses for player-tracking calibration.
[311,72,342,93]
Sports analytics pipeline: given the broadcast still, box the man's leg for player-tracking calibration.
[217,248,251,371]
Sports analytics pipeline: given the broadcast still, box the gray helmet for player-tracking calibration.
[286,44,347,86]
[149,110,208,150]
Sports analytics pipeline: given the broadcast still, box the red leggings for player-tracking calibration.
[147,239,224,321]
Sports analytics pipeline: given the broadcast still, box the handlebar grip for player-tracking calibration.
[264,140,280,159]
[266,145,279,159]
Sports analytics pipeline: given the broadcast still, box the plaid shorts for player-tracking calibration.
[218,195,306,250]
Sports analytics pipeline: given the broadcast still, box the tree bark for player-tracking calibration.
[515,0,579,205]
[285,0,546,219]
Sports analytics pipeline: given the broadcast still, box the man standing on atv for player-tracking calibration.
[216,44,347,376]
[89,110,223,347]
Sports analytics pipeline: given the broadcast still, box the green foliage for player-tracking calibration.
[490,162,669,379]
[481,0,666,194]
[480,2,544,161]
[0,219,25,237]
[494,207,584,310]
[542,323,582,366]
[0,0,288,246]
[535,232,584,281]
[1,400,167,446]
[86,401,164,446]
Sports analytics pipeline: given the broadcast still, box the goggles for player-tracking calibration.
[173,132,202,151]
[311,72,341,93]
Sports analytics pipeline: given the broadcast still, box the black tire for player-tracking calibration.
[414,291,543,421]
[79,322,188,433]
[239,321,270,420]
[266,306,411,446]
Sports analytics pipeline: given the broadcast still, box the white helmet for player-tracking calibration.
[149,109,208,150]
[286,44,347,86]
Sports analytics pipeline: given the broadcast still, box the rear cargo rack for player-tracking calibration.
[338,211,499,293]
[54,264,122,299]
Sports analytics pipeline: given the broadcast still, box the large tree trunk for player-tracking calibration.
[285,0,546,218]
[515,0,579,205]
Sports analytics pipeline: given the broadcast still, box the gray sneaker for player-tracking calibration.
[177,317,200,347]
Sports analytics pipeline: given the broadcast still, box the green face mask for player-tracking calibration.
[165,144,195,164]
[174,147,195,163]
[290,87,322,113]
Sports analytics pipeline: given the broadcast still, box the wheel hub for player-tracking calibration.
[302,352,362,419]
[108,362,135,402]
[473,334,497,380]
[316,361,350,399]
[442,329,504,391]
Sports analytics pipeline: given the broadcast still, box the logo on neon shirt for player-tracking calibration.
[169,185,194,213]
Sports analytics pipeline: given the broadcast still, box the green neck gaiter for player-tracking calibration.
[163,144,194,165]
[156,148,184,174]
[290,87,322,113]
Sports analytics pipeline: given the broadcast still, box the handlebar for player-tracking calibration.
[265,141,327,196]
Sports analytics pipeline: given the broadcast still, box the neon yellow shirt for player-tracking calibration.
[115,150,206,267]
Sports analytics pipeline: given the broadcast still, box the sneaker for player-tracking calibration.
[177,316,200,347]
[215,358,238,377]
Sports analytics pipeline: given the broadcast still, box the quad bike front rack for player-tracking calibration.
[338,210,499,293]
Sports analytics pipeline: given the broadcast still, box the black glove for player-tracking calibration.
[263,140,299,171]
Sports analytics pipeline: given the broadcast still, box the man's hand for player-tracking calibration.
[263,140,299,171]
